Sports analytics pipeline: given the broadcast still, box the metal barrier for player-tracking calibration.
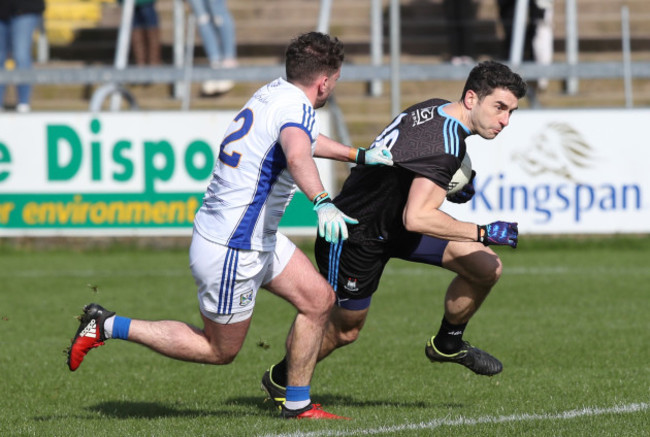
[3,62,649,85]
[0,0,646,115]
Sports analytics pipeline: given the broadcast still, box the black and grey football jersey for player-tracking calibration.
[334,98,470,244]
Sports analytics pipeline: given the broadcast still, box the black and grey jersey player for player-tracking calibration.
[261,61,528,406]
[335,98,469,246]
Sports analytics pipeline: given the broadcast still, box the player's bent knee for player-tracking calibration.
[204,337,244,365]
[446,242,502,284]
[465,247,503,287]
[494,257,503,281]
[473,255,502,287]
[300,281,336,316]
[204,349,238,365]
[201,312,249,365]
[336,327,361,346]
[488,255,503,284]
[215,351,238,365]
[306,296,335,322]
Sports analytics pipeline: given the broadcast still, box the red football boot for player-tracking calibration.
[67,303,115,371]
[282,403,350,420]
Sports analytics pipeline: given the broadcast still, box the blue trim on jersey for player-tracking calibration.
[227,142,287,249]
[438,104,470,158]
[328,241,343,291]
[442,118,451,155]
[443,117,461,157]
[278,104,316,142]
[218,247,239,314]
[302,103,316,133]
[281,122,314,142]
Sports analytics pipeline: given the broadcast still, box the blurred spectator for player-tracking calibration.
[531,0,553,91]
[498,0,554,90]
[186,0,237,96]
[119,0,162,66]
[443,0,476,66]
[0,0,45,113]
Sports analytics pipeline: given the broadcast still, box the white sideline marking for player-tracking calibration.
[260,402,648,437]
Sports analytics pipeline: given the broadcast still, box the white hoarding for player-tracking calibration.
[0,108,647,236]
[0,111,333,236]
[442,109,648,234]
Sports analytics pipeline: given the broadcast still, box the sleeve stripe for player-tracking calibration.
[280,122,314,142]
[443,118,461,158]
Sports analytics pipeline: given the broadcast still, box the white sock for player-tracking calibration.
[285,399,311,410]
[103,315,115,339]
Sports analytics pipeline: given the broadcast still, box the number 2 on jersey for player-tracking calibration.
[219,108,253,167]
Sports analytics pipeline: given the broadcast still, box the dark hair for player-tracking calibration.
[461,61,527,101]
[285,32,345,85]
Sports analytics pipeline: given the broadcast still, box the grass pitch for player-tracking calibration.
[0,236,648,436]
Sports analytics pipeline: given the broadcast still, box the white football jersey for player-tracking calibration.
[193,78,319,251]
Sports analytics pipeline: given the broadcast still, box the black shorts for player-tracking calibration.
[314,232,450,310]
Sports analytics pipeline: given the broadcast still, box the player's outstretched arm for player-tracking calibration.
[280,128,358,244]
[280,128,327,198]
[314,134,393,166]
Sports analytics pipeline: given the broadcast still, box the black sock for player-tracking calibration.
[433,317,467,354]
[272,357,288,387]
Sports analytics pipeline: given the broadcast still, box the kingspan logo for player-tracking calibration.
[512,122,596,182]
[471,122,642,223]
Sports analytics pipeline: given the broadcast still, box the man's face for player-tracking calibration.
[470,88,519,140]
[314,68,341,109]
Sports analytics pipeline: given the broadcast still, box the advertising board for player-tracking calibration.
[1,109,647,236]
[443,109,648,234]
[0,111,333,236]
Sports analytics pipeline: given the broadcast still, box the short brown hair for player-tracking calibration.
[461,61,527,101]
[285,32,345,86]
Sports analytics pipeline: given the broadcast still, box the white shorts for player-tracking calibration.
[189,230,296,324]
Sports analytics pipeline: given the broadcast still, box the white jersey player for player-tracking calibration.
[67,32,392,420]
[194,77,322,251]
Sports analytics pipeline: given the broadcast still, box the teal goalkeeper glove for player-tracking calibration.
[355,146,393,166]
[313,192,359,243]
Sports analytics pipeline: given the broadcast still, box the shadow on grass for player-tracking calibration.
[232,393,465,410]
[85,397,271,419]
[88,401,218,419]
[32,398,272,422]
[34,395,465,422]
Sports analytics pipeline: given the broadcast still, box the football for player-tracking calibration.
[446,153,472,196]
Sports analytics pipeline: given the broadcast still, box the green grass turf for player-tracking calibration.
[0,236,648,436]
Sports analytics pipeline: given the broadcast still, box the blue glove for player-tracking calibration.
[447,170,476,204]
[313,192,359,243]
[356,146,393,166]
[478,221,518,248]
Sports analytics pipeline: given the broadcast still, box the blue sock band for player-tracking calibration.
[286,385,311,402]
[112,316,131,340]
